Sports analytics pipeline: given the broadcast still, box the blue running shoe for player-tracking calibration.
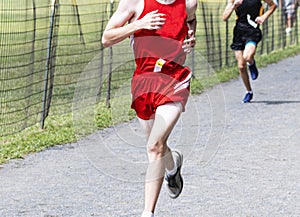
[248,60,259,80]
[165,150,183,199]
[242,92,253,103]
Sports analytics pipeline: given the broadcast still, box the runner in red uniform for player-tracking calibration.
[130,0,194,120]
[102,0,197,216]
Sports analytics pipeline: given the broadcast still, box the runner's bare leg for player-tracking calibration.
[138,102,183,213]
[234,50,252,91]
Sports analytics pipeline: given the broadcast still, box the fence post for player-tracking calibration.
[98,13,106,98]
[217,6,222,68]
[225,20,229,66]
[23,0,37,129]
[294,6,298,44]
[281,4,287,48]
[72,0,86,47]
[106,0,114,108]
[40,0,59,129]
[200,1,211,74]
[265,4,270,54]
[31,0,36,81]
[271,14,275,51]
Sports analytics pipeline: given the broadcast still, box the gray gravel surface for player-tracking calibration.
[1,55,300,217]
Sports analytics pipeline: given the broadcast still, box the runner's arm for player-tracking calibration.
[102,0,166,47]
[101,0,136,47]
[186,0,197,34]
[222,0,243,21]
[255,0,277,24]
[183,0,197,51]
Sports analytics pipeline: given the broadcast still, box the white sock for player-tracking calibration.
[166,163,177,176]
[247,60,255,66]
[141,210,154,217]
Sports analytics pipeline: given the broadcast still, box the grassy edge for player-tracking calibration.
[1,44,300,165]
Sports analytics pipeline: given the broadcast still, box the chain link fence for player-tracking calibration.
[0,0,299,137]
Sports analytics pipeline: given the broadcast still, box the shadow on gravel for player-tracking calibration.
[252,100,300,105]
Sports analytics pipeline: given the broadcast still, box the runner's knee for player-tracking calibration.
[243,54,253,63]
[147,140,167,158]
[237,61,246,71]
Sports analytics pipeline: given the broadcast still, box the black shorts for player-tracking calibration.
[230,23,262,51]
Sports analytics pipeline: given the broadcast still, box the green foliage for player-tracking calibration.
[0,99,136,164]
[190,78,204,95]
[257,45,300,67]
[0,114,76,164]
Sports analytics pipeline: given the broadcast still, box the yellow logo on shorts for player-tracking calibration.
[154,58,166,72]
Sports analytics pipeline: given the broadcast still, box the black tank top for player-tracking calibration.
[235,0,264,28]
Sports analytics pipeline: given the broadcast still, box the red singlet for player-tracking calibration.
[130,0,192,120]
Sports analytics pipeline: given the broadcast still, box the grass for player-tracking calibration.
[1,44,300,165]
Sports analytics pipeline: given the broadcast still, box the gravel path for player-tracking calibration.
[1,55,300,217]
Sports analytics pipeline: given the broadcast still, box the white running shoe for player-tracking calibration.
[164,150,183,199]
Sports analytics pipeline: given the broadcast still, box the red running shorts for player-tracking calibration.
[131,62,191,120]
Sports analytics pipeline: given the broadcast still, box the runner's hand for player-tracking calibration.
[183,30,195,54]
[255,16,265,25]
[134,10,166,30]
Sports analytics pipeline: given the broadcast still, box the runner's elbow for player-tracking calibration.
[101,35,112,48]
[222,15,229,21]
